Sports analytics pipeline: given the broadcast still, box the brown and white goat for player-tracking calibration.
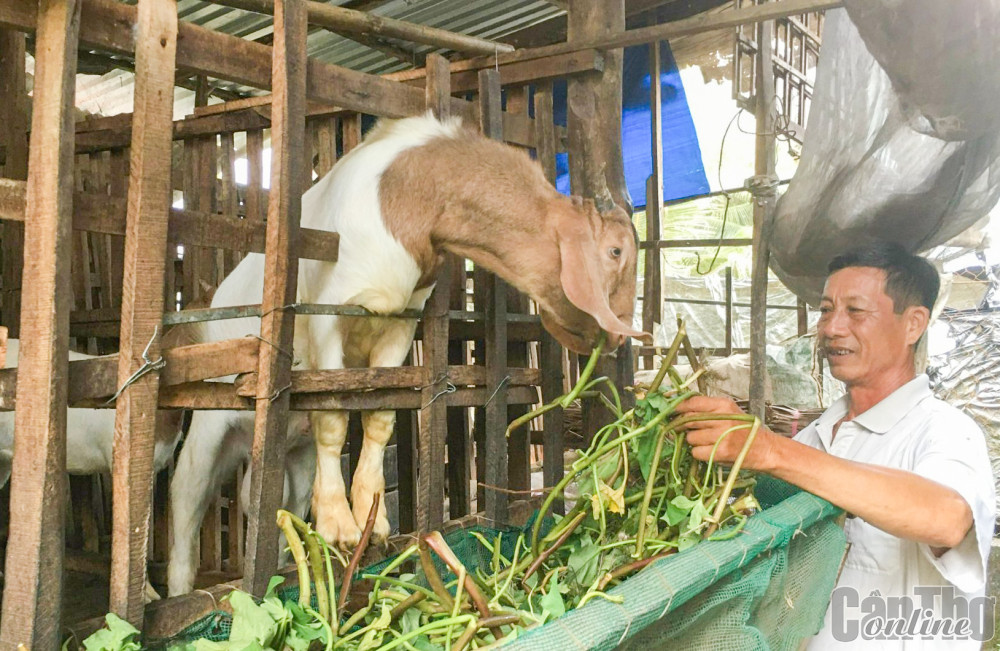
[167,112,647,595]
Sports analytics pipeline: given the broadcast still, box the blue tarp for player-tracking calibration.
[552,41,709,208]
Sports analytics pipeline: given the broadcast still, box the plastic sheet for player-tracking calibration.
[770,8,1000,304]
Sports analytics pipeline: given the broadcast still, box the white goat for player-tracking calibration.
[167,112,647,596]
[0,338,184,489]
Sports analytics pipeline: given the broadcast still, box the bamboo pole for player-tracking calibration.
[0,0,80,646]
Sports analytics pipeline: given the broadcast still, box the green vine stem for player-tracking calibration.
[646,325,686,394]
[560,333,605,408]
[276,510,311,611]
[634,426,671,557]
[705,418,761,537]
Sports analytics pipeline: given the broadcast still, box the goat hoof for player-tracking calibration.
[316,516,362,549]
[145,580,162,603]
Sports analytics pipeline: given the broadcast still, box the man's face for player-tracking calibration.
[817,267,925,388]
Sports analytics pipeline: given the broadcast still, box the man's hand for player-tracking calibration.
[674,396,777,472]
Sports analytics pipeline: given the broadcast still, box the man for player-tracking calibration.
[676,242,995,649]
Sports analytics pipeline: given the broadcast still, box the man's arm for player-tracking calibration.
[676,396,973,553]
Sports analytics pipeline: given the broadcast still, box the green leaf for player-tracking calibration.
[264,575,285,600]
[664,495,696,526]
[227,590,279,648]
[566,535,601,587]
[399,607,422,635]
[538,575,566,623]
[688,499,709,532]
[82,613,142,651]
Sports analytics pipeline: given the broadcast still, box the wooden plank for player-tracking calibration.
[108,0,178,626]
[416,53,452,532]
[342,113,362,153]
[0,29,27,339]
[395,407,417,533]
[245,129,264,222]
[0,0,568,149]
[396,50,604,95]
[242,0,307,597]
[0,0,80,646]
[446,263,471,519]
[233,365,540,397]
[535,85,565,513]
[209,0,512,56]
[477,68,510,524]
[1,193,341,263]
[406,0,843,72]
[316,115,337,177]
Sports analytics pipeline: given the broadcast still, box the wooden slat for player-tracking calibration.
[416,52,452,531]
[232,365,540,397]
[0,0,80,646]
[0,29,28,339]
[477,68,510,524]
[210,0,512,57]
[108,0,178,626]
[342,112,362,153]
[243,0,307,596]
[315,115,337,177]
[446,263,471,519]
[245,129,264,222]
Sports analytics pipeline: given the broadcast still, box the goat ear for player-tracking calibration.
[556,212,648,342]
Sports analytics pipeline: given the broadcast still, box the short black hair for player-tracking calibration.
[827,241,939,313]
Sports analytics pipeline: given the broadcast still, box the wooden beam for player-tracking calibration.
[416,52,452,532]
[0,28,28,339]
[1,193,340,263]
[243,0,307,596]
[209,0,513,56]
[107,0,176,624]
[232,365,541,397]
[479,68,509,524]
[431,0,842,71]
[0,0,80,647]
[0,1,549,149]
[534,80,565,515]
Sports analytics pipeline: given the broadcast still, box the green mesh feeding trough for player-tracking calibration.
[161,476,845,650]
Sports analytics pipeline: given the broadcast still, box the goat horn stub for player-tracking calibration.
[593,183,616,214]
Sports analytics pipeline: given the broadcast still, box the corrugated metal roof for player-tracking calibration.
[74,0,566,117]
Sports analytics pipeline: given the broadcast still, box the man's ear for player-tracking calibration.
[903,305,931,346]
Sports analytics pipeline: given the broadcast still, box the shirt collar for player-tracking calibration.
[848,374,933,434]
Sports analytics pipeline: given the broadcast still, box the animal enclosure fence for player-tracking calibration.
[0,0,840,646]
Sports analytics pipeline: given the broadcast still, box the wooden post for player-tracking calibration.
[416,53,451,530]
[642,40,664,371]
[243,0,307,596]
[535,81,565,514]
[108,0,177,626]
[749,17,776,420]
[0,0,80,647]
[502,86,531,498]
[446,268,471,518]
[0,28,28,338]
[478,68,509,524]
[566,0,632,442]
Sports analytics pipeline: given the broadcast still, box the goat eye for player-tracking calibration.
[609,247,622,259]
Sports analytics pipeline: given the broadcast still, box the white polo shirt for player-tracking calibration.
[794,375,995,650]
